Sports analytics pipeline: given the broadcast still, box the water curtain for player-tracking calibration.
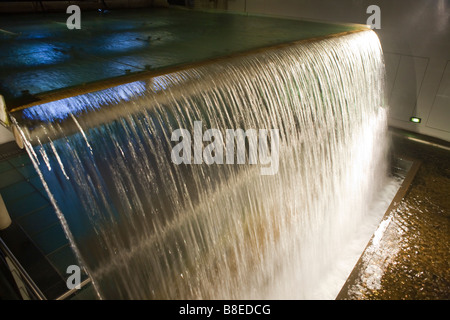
[12,30,389,299]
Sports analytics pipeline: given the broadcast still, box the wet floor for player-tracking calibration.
[338,128,450,300]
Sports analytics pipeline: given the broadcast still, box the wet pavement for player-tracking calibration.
[338,128,450,300]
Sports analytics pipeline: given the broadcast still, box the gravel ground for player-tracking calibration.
[338,129,450,300]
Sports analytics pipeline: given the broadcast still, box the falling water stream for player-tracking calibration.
[12,30,396,299]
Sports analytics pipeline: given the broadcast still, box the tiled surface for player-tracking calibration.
[427,60,450,132]
[0,180,35,201]
[0,149,86,298]
[7,192,49,219]
[31,223,69,256]
[388,55,429,122]
[17,205,59,237]
[70,282,97,300]
[0,169,23,189]
[0,161,13,173]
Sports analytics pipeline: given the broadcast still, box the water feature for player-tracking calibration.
[12,30,393,299]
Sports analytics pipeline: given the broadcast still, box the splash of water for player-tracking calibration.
[13,30,390,299]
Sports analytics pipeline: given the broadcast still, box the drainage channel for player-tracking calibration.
[336,155,421,299]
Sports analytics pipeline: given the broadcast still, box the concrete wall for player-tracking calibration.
[227,0,450,142]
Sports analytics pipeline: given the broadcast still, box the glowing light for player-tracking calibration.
[409,117,421,123]
[22,81,147,122]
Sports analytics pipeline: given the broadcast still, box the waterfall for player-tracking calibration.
[12,30,391,299]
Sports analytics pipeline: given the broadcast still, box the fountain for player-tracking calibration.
[1,9,400,300]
